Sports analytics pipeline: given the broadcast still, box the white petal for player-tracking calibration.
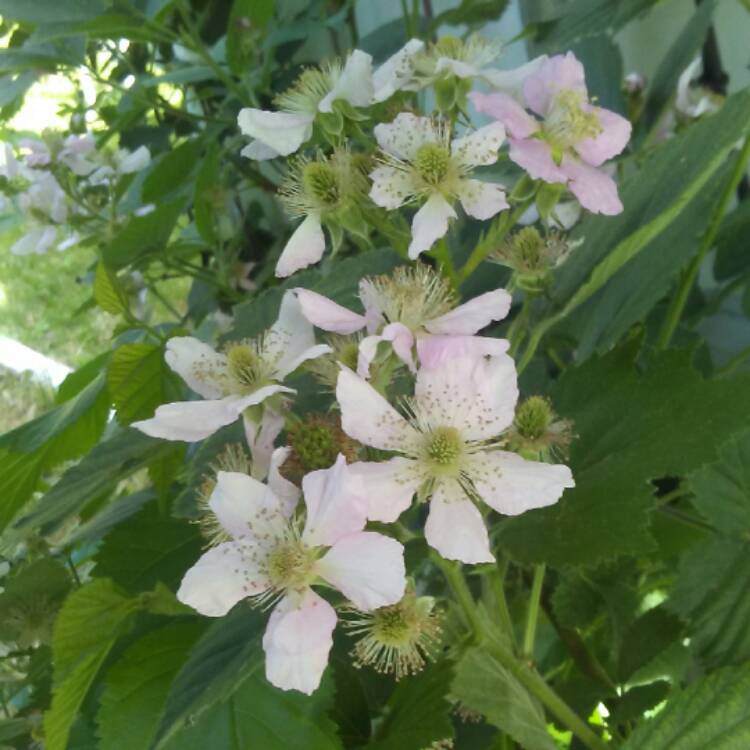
[268,446,302,515]
[177,542,269,617]
[318,531,406,610]
[451,122,506,168]
[237,108,313,157]
[469,450,575,516]
[349,457,423,522]
[165,336,227,399]
[319,49,374,112]
[117,145,151,174]
[11,226,56,256]
[369,165,418,210]
[425,289,512,335]
[481,55,548,99]
[374,113,439,161]
[424,481,494,563]
[434,57,481,79]
[263,590,336,695]
[132,398,244,442]
[243,407,285,481]
[360,322,415,376]
[408,193,456,259]
[357,278,386,333]
[302,454,368,546]
[417,334,509,370]
[457,179,509,220]
[293,288,366,334]
[276,213,326,278]
[208,470,273,539]
[240,139,279,160]
[372,38,424,102]
[336,366,419,452]
[415,352,518,441]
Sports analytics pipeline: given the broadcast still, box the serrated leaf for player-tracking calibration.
[97,623,204,750]
[94,263,131,316]
[622,663,750,749]
[142,139,202,203]
[618,605,683,683]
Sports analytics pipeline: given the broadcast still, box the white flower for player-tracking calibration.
[58,134,98,176]
[676,58,721,119]
[238,50,374,160]
[371,38,425,101]
[88,145,152,185]
[293,264,511,377]
[132,291,331,447]
[177,455,406,694]
[336,353,574,564]
[369,113,508,258]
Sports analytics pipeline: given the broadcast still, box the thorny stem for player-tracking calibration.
[522,564,545,659]
[656,136,750,350]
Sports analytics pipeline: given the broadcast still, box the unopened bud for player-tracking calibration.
[509,396,574,460]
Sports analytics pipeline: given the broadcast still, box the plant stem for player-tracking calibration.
[433,238,459,292]
[522,563,545,659]
[656,136,750,349]
[488,557,517,648]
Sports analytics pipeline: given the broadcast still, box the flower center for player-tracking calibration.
[544,89,602,151]
[303,161,340,209]
[266,540,317,591]
[274,66,334,114]
[425,426,463,474]
[414,143,451,186]
[514,396,552,441]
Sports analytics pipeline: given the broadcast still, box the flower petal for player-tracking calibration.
[451,122,506,168]
[263,590,337,695]
[469,449,574,516]
[358,322,415,376]
[177,542,269,616]
[208,470,274,539]
[415,352,518,440]
[457,179,509,220]
[369,164,418,210]
[469,91,539,139]
[237,108,313,158]
[374,113,439,161]
[481,55,548,99]
[268,446,302,515]
[244,407,286,481]
[11,226,57,256]
[132,398,244,442]
[508,137,567,183]
[240,139,279,160]
[293,288,366,334]
[408,193,457,259]
[561,157,623,215]
[424,481,494,563]
[117,145,151,174]
[523,52,587,116]
[318,531,406,610]
[417,334,510,370]
[276,213,326,278]
[165,336,227,399]
[373,38,424,101]
[425,289,512,335]
[348,457,424,522]
[302,454,368,546]
[336,366,419,452]
[574,107,631,167]
[319,49,374,112]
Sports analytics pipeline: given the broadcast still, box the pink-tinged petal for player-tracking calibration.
[336,366,418,451]
[457,179,509,220]
[408,193,457,259]
[177,542,269,616]
[132,398,244,442]
[481,55,548,99]
[469,449,574,516]
[374,113,439,161]
[276,213,326,278]
[417,334,510,370]
[237,108,313,157]
[369,165,418,209]
[357,278,386,333]
[349,457,424,522]
[318,531,406,610]
[357,335,384,379]
[302,454,368,546]
[268,447,302,515]
[372,38,424,102]
[451,122,506,168]
[415,352,518,440]
[165,336,227,399]
[469,92,539,139]
[208,470,273,539]
[523,52,587,116]
[319,49,374,112]
[356,324,415,379]
[424,481,494,563]
[263,590,336,695]
[574,107,631,166]
[508,137,567,183]
[244,407,286,481]
[293,288,366,334]
[561,157,623,215]
[425,289,512,335]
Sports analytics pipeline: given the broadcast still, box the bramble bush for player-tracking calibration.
[1,1,750,749]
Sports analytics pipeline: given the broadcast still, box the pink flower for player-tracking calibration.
[471,52,631,215]
[177,455,406,694]
[292,264,511,377]
[336,351,574,564]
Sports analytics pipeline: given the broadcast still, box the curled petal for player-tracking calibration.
[469,91,539,139]
[319,49,374,112]
[349,457,424,522]
[373,38,424,101]
[268,446,302,515]
[237,109,313,158]
[408,193,456,259]
[451,122,506,168]
[293,288,366,334]
[425,289,512,335]
[369,165,417,210]
[508,137,567,183]
[244,407,285,481]
[424,481,494,563]
[374,113,440,161]
[574,107,632,167]
[457,179,509,220]
[356,322,415,379]
[276,213,326,278]
[561,157,623,215]
[165,336,226,399]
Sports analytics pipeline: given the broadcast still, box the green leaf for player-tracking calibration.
[44,579,139,750]
[153,604,267,748]
[617,605,683,683]
[227,0,274,74]
[500,348,750,566]
[714,199,750,281]
[97,623,205,750]
[193,145,221,244]
[94,263,131,316]
[452,647,556,750]
[622,663,750,749]
[93,503,203,594]
[142,139,202,203]
[107,342,181,425]
[0,0,105,23]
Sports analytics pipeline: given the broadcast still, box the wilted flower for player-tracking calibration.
[471,52,632,215]
[369,113,508,258]
[177,456,406,694]
[675,58,722,120]
[508,395,574,460]
[336,353,574,563]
